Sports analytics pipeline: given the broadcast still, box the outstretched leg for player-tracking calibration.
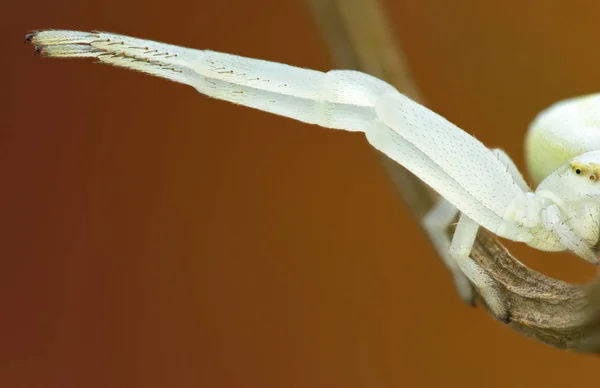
[27,30,398,133]
[422,199,475,304]
[450,213,510,322]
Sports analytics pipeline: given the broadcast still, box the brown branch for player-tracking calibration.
[307,0,600,352]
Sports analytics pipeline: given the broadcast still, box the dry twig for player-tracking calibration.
[308,0,600,352]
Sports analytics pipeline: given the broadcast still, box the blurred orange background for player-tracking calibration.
[2,0,599,387]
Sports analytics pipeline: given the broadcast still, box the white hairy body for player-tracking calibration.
[26,30,600,321]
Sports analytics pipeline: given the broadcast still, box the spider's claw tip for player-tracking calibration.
[24,33,35,44]
[33,45,44,56]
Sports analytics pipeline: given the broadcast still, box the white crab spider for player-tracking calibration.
[26,30,600,321]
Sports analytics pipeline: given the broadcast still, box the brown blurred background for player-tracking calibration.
[2,0,600,387]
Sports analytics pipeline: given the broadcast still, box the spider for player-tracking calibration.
[26,29,600,322]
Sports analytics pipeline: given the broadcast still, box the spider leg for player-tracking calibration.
[422,199,475,305]
[542,205,598,264]
[422,148,528,315]
[450,213,510,322]
[491,148,530,191]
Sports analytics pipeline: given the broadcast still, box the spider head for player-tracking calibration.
[537,150,600,203]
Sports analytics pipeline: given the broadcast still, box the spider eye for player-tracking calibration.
[576,169,581,174]
[591,174,597,181]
